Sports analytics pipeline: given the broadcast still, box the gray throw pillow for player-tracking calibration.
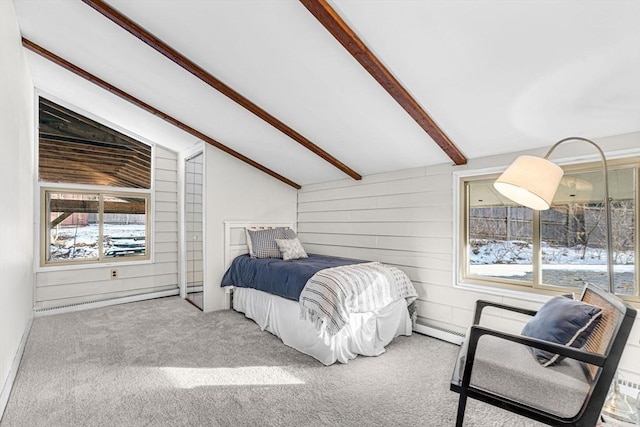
[521,296,602,366]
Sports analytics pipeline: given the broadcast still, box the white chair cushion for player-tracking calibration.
[452,333,591,419]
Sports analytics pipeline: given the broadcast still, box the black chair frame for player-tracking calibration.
[450,284,636,427]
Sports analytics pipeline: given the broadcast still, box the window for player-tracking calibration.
[460,158,638,300]
[38,98,152,266]
[44,191,149,264]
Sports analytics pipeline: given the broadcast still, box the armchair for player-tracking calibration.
[450,284,636,426]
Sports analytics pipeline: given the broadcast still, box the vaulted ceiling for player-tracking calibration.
[14,0,640,187]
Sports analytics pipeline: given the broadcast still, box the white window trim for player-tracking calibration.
[38,186,153,271]
[452,148,640,304]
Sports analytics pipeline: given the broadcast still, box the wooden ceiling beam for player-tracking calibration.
[42,172,127,188]
[40,154,127,171]
[23,38,301,189]
[300,0,467,166]
[40,152,151,188]
[40,97,150,153]
[50,199,146,215]
[39,135,153,186]
[40,134,152,167]
[40,133,146,156]
[40,160,131,177]
[40,156,151,185]
[42,170,138,188]
[81,0,362,181]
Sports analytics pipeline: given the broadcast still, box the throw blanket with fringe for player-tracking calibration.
[299,262,418,337]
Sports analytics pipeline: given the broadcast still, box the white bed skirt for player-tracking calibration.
[232,287,412,365]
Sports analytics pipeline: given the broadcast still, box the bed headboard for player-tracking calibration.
[223,221,296,270]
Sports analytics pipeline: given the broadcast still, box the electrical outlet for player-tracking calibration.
[110,269,118,279]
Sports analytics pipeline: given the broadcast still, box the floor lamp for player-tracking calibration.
[493,137,638,424]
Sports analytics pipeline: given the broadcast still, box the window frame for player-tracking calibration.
[455,156,639,303]
[40,185,152,267]
[34,93,156,271]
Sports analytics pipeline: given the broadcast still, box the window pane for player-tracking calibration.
[103,196,147,258]
[48,193,99,261]
[540,168,636,296]
[467,181,534,282]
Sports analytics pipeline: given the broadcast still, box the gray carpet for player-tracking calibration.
[1,297,544,426]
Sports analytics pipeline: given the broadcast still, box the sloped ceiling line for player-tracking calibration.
[300,0,467,166]
[22,38,302,189]
[81,0,362,181]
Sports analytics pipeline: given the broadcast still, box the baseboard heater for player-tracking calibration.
[34,289,180,316]
[413,322,465,346]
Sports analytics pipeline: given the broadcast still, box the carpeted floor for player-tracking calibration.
[1,296,545,426]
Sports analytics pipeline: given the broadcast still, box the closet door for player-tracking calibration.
[185,152,204,310]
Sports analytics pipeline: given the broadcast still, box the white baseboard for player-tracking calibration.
[0,315,33,421]
[34,289,180,317]
[414,322,465,346]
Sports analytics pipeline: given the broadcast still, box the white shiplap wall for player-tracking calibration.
[298,165,459,330]
[297,135,640,383]
[34,145,179,309]
[203,145,297,311]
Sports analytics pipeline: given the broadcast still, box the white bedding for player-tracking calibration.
[233,287,412,365]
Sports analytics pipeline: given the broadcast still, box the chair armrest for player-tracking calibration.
[458,325,607,395]
[473,300,538,325]
[468,325,606,367]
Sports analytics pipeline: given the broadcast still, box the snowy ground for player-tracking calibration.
[469,240,636,295]
[469,239,635,266]
[49,223,145,260]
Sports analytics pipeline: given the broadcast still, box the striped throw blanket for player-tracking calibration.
[299,262,418,337]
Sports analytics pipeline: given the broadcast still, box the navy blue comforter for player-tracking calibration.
[221,254,363,301]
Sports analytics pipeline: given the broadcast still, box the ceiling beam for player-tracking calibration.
[41,97,150,154]
[50,199,146,215]
[23,38,301,189]
[300,0,467,166]
[81,0,362,181]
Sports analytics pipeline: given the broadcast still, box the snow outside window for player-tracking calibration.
[462,161,638,300]
[43,190,149,266]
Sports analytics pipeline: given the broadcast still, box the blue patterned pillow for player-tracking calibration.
[522,296,602,366]
[246,227,296,258]
[247,228,283,258]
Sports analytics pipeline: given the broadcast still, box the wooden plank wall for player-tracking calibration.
[297,162,640,383]
[35,145,179,309]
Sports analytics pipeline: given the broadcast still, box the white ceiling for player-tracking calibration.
[13,0,640,187]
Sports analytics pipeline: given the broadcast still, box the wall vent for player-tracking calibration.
[414,322,465,345]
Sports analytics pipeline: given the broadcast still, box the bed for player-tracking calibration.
[221,222,417,365]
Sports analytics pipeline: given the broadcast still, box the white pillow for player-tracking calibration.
[275,238,308,261]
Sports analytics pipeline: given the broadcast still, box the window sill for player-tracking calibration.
[456,279,640,309]
[455,279,563,304]
[35,258,153,273]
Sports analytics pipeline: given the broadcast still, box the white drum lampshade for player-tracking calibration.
[494,155,564,210]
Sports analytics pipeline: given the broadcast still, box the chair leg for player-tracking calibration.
[456,393,468,427]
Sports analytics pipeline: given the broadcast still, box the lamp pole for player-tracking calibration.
[542,137,615,294]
